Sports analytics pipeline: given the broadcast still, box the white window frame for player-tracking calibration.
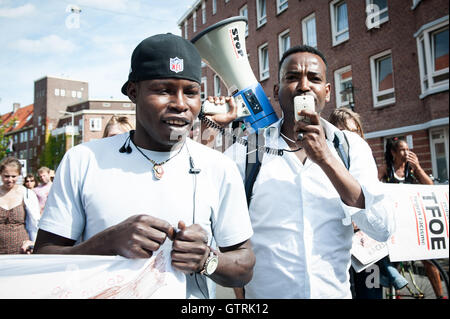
[239,5,249,37]
[278,29,290,60]
[212,0,217,15]
[370,49,396,108]
[258,42,270,81]
[184,21,188,39]
[54,88,60,96]
[277,0,288,15]
[214,74,221,97]
[365,0,389,30]
[201,1,206,24]
[330,0,349,46]
[201,76,207,101]
[415,17,449,98]
[193,11,197,33]
[302,13,317,48]
[334,65,353,108]
[60,89,65,97]
[429,127,449,183]
[411,0,422,10]
[89,118,102,132]
[256,0,267,28]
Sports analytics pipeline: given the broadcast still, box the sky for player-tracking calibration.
[0,0,195,115]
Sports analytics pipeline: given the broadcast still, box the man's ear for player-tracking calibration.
[273,83,279,101]
[126,82,138,103]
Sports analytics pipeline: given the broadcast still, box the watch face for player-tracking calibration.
[206,256,219,275]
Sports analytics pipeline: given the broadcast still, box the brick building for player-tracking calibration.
[178,0,449,183]
[1,76,135,173]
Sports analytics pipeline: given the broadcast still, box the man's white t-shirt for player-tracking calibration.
[39,133,253,299]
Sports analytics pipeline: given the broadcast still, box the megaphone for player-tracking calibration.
[192,16,279,132]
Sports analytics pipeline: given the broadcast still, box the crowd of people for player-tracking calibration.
[0,33,446,300]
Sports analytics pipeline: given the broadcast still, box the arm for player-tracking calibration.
[171,221,255,287]
[407,151,433,185]
[294,110,364,208]
[34,214,176,258]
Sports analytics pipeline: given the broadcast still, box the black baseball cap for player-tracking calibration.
[121,33,202,95]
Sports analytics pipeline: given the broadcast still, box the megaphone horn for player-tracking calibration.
[192,16,279,132]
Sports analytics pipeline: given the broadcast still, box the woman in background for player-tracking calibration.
[0,157,40,254]
[102,115,135,138]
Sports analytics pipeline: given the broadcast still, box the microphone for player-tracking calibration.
[189,156,201,174]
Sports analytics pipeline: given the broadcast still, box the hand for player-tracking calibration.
[206,96,237,128]
[20,240,34,254]
[171,220,210,274]
[406,151,421,171]
[293,109,333,165]
[104,214,175,259]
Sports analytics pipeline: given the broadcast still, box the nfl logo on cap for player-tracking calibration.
[170,57,184,73]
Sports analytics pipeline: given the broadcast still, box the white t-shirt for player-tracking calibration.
[39,133,253,299]
[225,117,395,299]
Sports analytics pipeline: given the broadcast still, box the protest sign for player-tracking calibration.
[386,184,448,262]
[0,242,185,299]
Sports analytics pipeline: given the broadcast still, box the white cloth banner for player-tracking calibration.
[352,184,449,269]
[386,183,449,262]
[0,243,185,299]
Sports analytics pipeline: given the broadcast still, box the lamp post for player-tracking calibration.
[59,111,75,148]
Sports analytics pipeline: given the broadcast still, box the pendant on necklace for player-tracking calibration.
[153,164,164,180]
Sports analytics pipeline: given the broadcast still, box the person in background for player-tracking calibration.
[102,115,135,138]
[380,137,446,299]
[0,157,40,254]
[23,173,36,190]
[33,166,53,215]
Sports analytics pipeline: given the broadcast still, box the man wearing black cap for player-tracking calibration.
[34,33,255,299]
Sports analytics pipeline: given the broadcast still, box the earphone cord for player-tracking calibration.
[185,143,209,299]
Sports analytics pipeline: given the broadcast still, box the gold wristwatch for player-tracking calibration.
[200,247,219,276]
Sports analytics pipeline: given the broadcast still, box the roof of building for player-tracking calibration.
[1,104,34,134]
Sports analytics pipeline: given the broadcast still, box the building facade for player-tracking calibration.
[1,76,135,173]
[178,0,449,183]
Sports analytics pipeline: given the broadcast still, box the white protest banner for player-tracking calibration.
[0,242,185,299]
[351,230,389,272]
[385,184,449,262]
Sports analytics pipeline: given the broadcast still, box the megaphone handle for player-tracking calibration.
[201,99,230,115]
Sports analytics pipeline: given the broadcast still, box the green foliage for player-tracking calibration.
[0,117,17,160]
[39,134,67,170]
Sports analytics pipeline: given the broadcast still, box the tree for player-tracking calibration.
[0,117,17,160]
[39,133,67,170]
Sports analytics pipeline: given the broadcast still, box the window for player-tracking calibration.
[330,0,349,46]
[278,29,290,60]
[411,0,422,10]
[77,91,82,98]
[239,5,248,37]
[202,1,206,24]
[89,118,102,131]
[184,21,188,39]
[277,0,288,14]
[214,75,221,97]
[334,65,353,108]
[258,43,270,80]
[54,88,60,96]
[102,102,111,107]
[365,0,389,29]
[72,90,76,98]
[302,13,317,48]
[122,103,131,107]
[193,11,197,33]
[370,50,395,107]
[256,0,267,28]
[60,89,66,97]
[430,127,449,183]
[201,77,207,101]
[415,17,449,98]
[212,0,217,15]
